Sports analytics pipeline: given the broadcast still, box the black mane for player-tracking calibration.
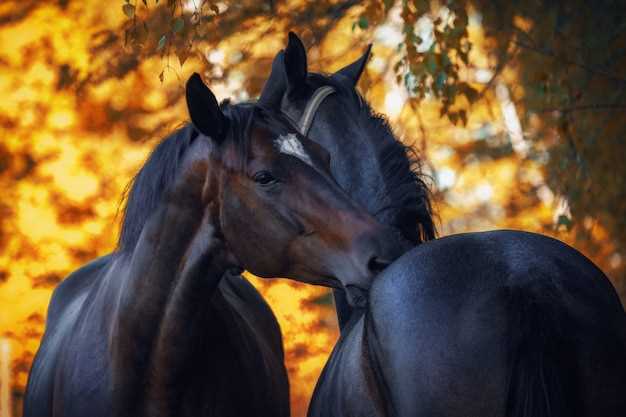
[365,108,436,243]
[117,124,197,254]
[321,74,436,244]
[117,103,266,255]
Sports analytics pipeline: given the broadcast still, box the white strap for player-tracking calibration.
[297,85,336,136]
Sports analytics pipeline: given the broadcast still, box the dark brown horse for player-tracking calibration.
[260,33,626,417]
[23,73,403,417]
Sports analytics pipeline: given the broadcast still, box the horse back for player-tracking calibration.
[23,255,112,417]
[367,230,626,417]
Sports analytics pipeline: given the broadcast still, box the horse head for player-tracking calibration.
[186,73,403,306]
[259,32,436,247]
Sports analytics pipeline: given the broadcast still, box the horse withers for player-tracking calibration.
[23,73,403,417]
[260,33,626,417]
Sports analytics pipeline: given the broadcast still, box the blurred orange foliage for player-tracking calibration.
[0,2,623,417]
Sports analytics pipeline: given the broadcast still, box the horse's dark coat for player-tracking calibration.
[25,70,404,417]
[24,123,289,417]
[260,34,436,327]
[310,231,626,417]
[261,33,626,417]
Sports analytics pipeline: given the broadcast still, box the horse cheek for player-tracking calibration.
[220,188,288,278]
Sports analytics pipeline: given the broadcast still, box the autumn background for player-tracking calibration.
[0,1,625,416]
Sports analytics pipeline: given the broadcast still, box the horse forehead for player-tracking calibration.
[249,125,316,167]
[274,133,313,166]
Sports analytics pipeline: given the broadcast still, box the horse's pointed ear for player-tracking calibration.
[334,44,372,86]
[284,31,308,96]
[185,73,228,142]
[258,50,287,108]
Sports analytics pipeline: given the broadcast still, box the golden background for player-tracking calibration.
[0,1,623,417]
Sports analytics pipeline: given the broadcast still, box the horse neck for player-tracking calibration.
[315,104,427,329]
[316,107,415,235]
[143,257,230,416]
[110,184,230,416]
[110,249,229,417]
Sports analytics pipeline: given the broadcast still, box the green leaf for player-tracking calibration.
[157,34,167,51]
[404,72,414,90]
[413,62,426,76]
[172,17,184,33]
[122,3,135,18]
[435,71,447,90]
[358,16,369,29]
[441,53,451,68]
[425,53,438,74]
[557,214,573,231]
[413,0,429,13]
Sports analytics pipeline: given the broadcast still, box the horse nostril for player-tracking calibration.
[367,256,391,275]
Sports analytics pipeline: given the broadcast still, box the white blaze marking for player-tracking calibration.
[275,133,313,165]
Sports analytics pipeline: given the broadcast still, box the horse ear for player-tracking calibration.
[334,44,372,86]
[258,50,287,108]
[284,31,308,96]
[185,73,228,142]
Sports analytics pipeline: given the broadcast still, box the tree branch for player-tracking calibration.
[511,39,626,85]
[537,104,626,113]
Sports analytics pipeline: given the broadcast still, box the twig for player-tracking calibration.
[511,39,626,85]
[537,104,626,113]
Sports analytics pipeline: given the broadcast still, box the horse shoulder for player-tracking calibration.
[24,255,112,417]
[45,255,113,327]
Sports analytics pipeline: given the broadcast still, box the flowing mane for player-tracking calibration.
[360,104,436,243]
[116,103,258,255]
[117,124,197,254]
[318,74,436,244]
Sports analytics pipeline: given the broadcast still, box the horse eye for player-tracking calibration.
[253,171,278,185]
